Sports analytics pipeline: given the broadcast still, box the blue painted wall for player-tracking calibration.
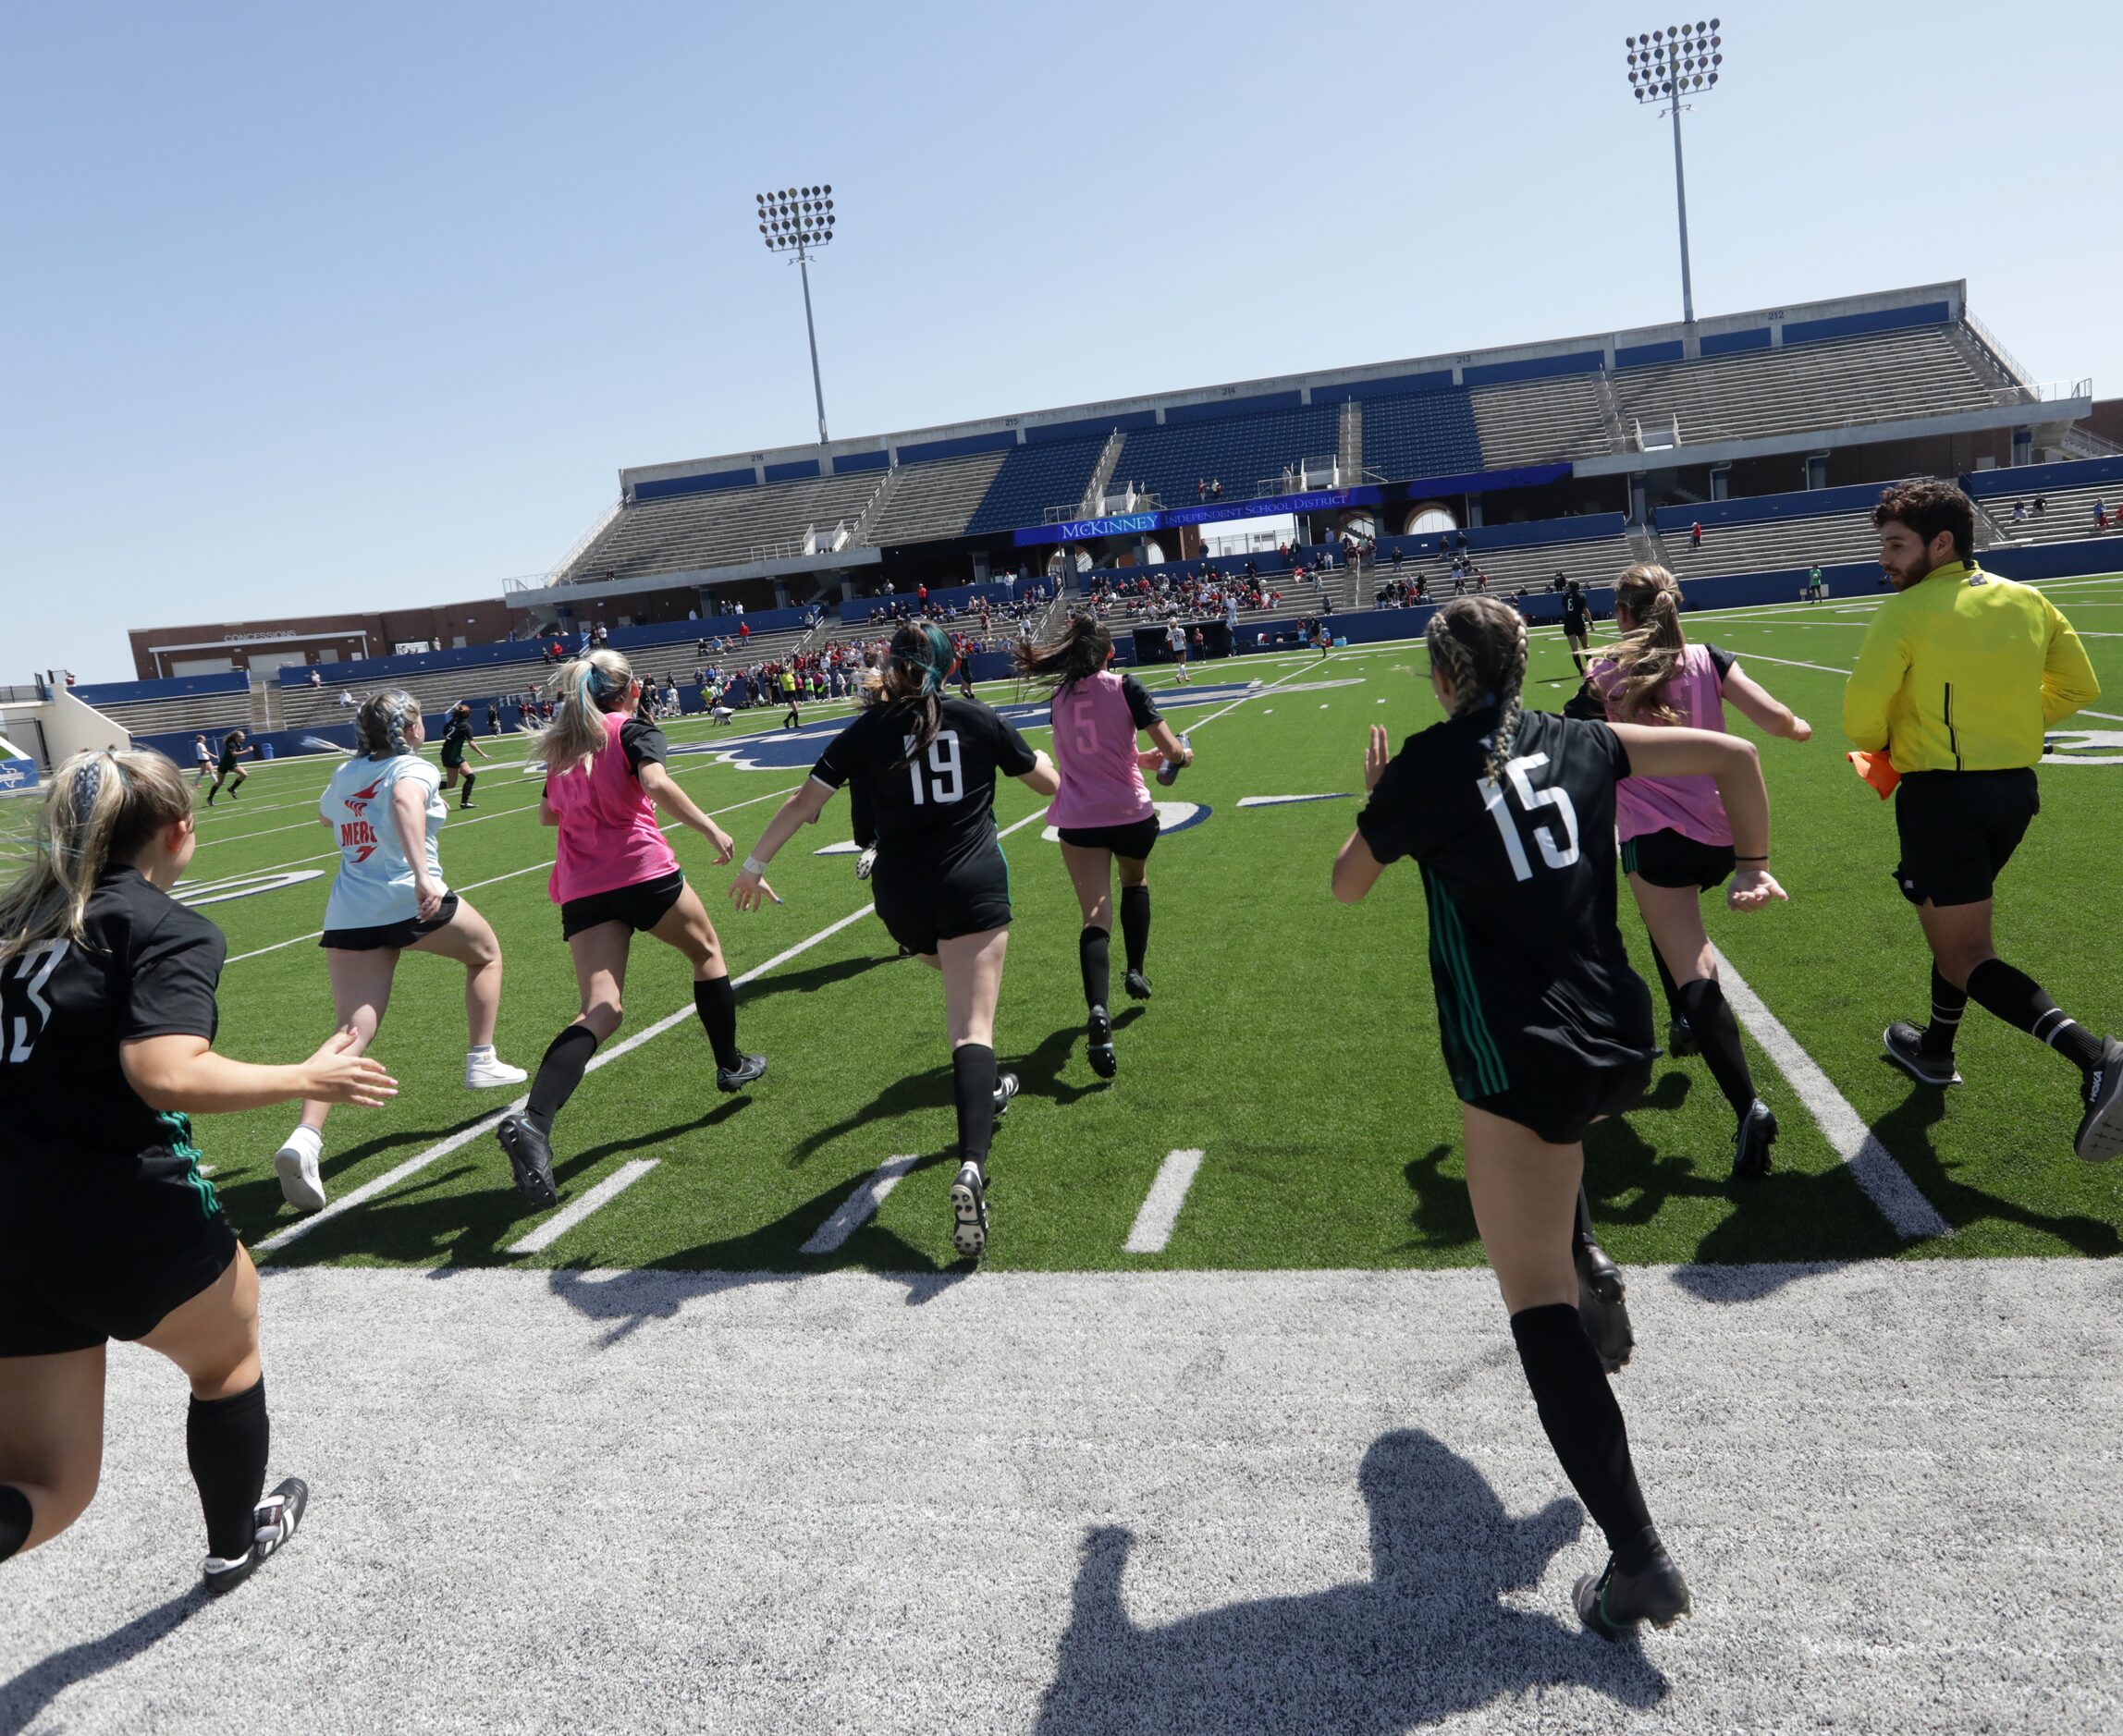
[1960,454,2123,498]
[75,670,251,706]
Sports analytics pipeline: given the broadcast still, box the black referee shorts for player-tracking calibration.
[0,1150,239,1357]
[1892,769,2039,908]
[872,849,1012,957]
[1620,828,1736,892]
[1055,816,1160,860]
[560,869,688,940]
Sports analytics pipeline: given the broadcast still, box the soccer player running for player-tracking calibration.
[1561,581,1593,679]
[0,750,395,1590]
[1591,565,1812,1178]
[1165,618,1191,685]
[272,692,528,1214]
[730,623,1060,1258]
[438,702,491,809]
[495,650,766,1209]
[202,729,255,807]
[1846,481,2119,1158]
[191,735,214,788]
[1332,596,1786,1636]
[1012,614,1194,1079]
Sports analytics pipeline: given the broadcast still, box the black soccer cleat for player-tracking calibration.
[951,1161,988,1259]
[1123,969,1153,1002]
[1732,1100,1778,1180]
[202,1476,310,1595]
[497,1114,558,1209]
[1086,1005,1116,1080]
[717,1054,767,1094]
[1575,1546,1692,1639]
[1573,1240,1635,1374]
[1665,1017,1699,1059]
[2076,1036,2123,1164]
[992,1071,1021,1118]
[1883,1021,1962,1088]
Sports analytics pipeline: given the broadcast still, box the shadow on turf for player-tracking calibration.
[0,1587,207,1735]
[1035,1427,1666,1733]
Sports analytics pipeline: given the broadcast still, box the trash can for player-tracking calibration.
[260,741,276,760]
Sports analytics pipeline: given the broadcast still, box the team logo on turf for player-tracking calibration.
[2042,730,2123,766]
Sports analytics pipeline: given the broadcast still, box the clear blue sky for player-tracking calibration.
[6,0,2118,680]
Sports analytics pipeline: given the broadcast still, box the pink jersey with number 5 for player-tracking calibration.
[1048,669,1160,828]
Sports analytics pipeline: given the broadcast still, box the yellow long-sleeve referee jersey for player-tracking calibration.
[1842,561,2099,773]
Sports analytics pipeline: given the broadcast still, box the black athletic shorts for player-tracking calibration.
[0,1149,239,1356]
[1892,768,2039,908]
[872,849,1011,957]
[1620,828,1736,891]
[321,892,460,952]
[1469,1053,1655,1147]
[561,869,687,940]
[216,756,239,777]
[1056,816,1160,860]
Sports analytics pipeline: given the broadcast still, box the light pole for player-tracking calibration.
[1626,21,1723,324]
[756,184,838,444]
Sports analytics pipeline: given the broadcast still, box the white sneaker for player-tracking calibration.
[854,846,877,882]
[465,1053,529,1091]
[274,1140,326,1214]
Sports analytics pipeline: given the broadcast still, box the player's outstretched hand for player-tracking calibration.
[1727,867,1789,911]
[729,869,778,912]
[303,1028,399,1106]
[704,823,736,865]
[1364,725,1392,791]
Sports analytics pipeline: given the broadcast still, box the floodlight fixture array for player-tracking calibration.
[1623,20,1724,324]
[754,184,839,444]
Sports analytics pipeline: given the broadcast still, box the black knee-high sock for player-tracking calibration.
[1967,959,2104,1072]
[693,975,741,1070]
[1921,964,1968,1056]
[0,1485,30,1560]
[951,1043,1000,1170]
[1079,925,1111,1010]
[460,771,476,804]
[1675,977,1757,1118]
[1119,885,1150,974]
[1650,944,1685,1025]
[188,1377,269,1561]
[1510,1304,1659,1567]
[525,1025,599,1131]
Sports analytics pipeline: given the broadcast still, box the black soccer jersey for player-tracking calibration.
[0,867,227,1169]
[440,719,473,764]
[1356,705,1653,1101]
[810,695,1037,871]
[1563,595,1590,635]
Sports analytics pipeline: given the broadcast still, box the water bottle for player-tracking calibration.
[1157,731,1189,787]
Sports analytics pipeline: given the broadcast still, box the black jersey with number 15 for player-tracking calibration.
[810,696,1037,872]
[1357,705,1654,1100]
[0,866,227,1169]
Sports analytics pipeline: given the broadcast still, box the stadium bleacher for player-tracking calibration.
[862,450,1009,545]
[1975,481,2118,548]
[963,436,1111,535]
[570,469,883,581]
[1354,390,1484,483]
[1109,401,1341,505]
[1467,373,1614,467]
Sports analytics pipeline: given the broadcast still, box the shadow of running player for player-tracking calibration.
[1034,1429,1666,1735]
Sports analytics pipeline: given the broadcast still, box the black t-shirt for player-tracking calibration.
[811,695,1037,872]
[441,720,473,763]
[0,867,227,1167]
[1356,706,1652,1096]
[1704,642,1736,682]
[1563,594,1589,634]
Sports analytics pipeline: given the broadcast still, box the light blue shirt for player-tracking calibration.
[320,754,447,931]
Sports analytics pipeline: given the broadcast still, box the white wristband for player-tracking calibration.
[742,855,769,876]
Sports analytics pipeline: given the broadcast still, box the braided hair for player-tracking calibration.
[1425,596,1528,785]
[875,622,957,768]
[354,690,422,760]
[0,748,191,964]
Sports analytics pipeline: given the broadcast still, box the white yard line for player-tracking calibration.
[799,1155,920,1254]
[506,1159,659,1254]
[256,899,880,1253]
[1712,946,1951,1241]
[1123,1149,1206,1253]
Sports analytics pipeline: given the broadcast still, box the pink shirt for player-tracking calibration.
[1047,669,1159,829]
[1590,641,1736,847]
[545,710,681,903]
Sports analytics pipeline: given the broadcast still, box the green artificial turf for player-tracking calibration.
[49,577,2122,1276]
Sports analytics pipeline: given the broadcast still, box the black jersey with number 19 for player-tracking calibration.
[1357,706,1654,1131]
[809,695,1037,874]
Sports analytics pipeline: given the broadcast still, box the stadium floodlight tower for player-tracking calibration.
[755,185,838,444]
[1625,21,1723,324]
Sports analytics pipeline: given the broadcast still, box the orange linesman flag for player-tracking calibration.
[1847,750,1901,800]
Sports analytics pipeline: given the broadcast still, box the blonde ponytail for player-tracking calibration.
[0,749,194,964]
[1602,565,1687,724]
[536,648,633,775]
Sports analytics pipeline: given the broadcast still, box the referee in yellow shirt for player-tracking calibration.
[1844,480,2119,1161]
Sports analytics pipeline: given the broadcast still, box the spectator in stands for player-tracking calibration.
[308,667,323,688]
[1196,479,1207,502]
[2033,495,2048,516]
[1211,479,1223,499]
[1689,521,1703,549]
[2011,499,2029,522]
[2096,499,2109,532]
[337,691,357,711]
[1552,571,1568,593]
